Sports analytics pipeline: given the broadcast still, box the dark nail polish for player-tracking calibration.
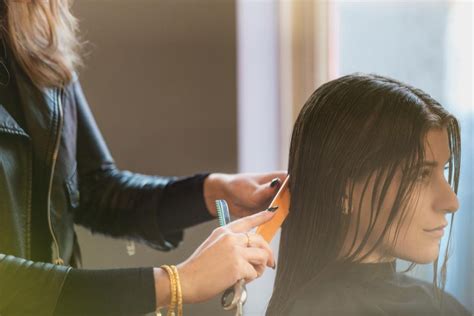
[270,178,281,188]
[272,263,277,270]
[267,206,279,212]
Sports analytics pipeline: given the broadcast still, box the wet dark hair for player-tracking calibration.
[266,74,461,315]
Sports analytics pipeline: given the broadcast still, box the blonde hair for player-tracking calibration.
[1,0,82,88]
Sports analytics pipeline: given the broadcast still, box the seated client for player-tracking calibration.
[266,74,470,315]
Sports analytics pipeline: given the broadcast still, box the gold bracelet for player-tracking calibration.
[171,265,183,316]
[161,265,177,316]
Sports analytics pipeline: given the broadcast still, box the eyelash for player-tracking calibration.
[418,166,450,181]
[418,169,432,180]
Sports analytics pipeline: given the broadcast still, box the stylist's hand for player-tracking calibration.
[204,172,287,218]
[154,210,276,306]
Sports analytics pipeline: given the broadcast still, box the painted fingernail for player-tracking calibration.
[270,178,281,188]
[267,206,279,212]
[272,263,277,270]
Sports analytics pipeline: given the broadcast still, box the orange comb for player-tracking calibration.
[256,176,290,243]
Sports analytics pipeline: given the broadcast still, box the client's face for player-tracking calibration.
[343,128,459,264]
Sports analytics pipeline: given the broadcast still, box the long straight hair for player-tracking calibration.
[0,0,82,88]
[266,74,461,315]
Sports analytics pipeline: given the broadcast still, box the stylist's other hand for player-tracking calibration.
[204,171,287,218]
[154,210,276,307]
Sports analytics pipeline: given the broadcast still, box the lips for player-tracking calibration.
[423,224,447,238]
[424,224,447,232]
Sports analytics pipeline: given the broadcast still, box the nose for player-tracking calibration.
[435,179,459,214]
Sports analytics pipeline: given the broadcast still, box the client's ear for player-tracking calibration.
[342,180,355,215]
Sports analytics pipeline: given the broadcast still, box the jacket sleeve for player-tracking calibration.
[72,77,215,251]
[0,254,71,316]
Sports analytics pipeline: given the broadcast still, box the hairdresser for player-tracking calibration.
[0,1,285,315]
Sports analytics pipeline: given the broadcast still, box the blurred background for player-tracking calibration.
[73,1,237,314]
[72,0,472,315]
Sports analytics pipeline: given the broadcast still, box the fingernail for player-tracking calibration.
[270,178,281,188]
[267,206,279,212]
[272,263,277,270]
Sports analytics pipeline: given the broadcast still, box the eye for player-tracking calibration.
[417,168,432,181]
[444,165,450,180]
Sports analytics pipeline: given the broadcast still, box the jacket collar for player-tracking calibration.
[0,104,28,136]
[13,60,62,169]
[0,38,28,136]
[0,41,61,145]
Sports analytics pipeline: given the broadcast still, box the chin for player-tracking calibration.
[397,243,440,264]
[411,256,437,264]
[409,247,440,264]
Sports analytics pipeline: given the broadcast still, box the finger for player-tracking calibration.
[253,263,266,278]
[245,262,266,279]
[241,247,272,268]
[246,233,275,267]
[232,233,275,267]
[240,261,259,283]
[200,226,229,249]
[253,171,287,184]
[228,210,275,233]
[251,180,282,206]
[250,173,288,208]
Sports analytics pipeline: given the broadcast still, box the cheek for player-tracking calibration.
[385,192,441,263]
[367,184,400,237]
[390,230,441,263]
[352,180,400,242]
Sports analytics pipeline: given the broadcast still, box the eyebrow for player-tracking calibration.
[422,159,450,167]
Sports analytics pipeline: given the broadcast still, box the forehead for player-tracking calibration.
[424,128,450,163]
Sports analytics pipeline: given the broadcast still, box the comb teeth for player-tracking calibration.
[215,200,225,227]
[215,200,230,226]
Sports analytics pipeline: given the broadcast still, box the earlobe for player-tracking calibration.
[342,180,355,215]
[342,195,350,215]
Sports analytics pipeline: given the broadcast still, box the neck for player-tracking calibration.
[338,237,396,264]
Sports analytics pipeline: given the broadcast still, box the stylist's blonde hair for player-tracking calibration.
[0,0,82,88]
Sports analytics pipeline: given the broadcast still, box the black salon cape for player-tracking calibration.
[286,262,471,316]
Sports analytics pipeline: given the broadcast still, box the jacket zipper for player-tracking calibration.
[47,88,64,265]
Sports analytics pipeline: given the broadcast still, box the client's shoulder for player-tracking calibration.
[285,275,370,315]
[284,272,471,316]
[394,273,471,315]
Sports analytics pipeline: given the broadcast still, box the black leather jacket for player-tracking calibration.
[0,52,213,315]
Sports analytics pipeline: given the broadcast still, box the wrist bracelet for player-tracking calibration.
[171,265,183,316]
[158,265,183,316]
